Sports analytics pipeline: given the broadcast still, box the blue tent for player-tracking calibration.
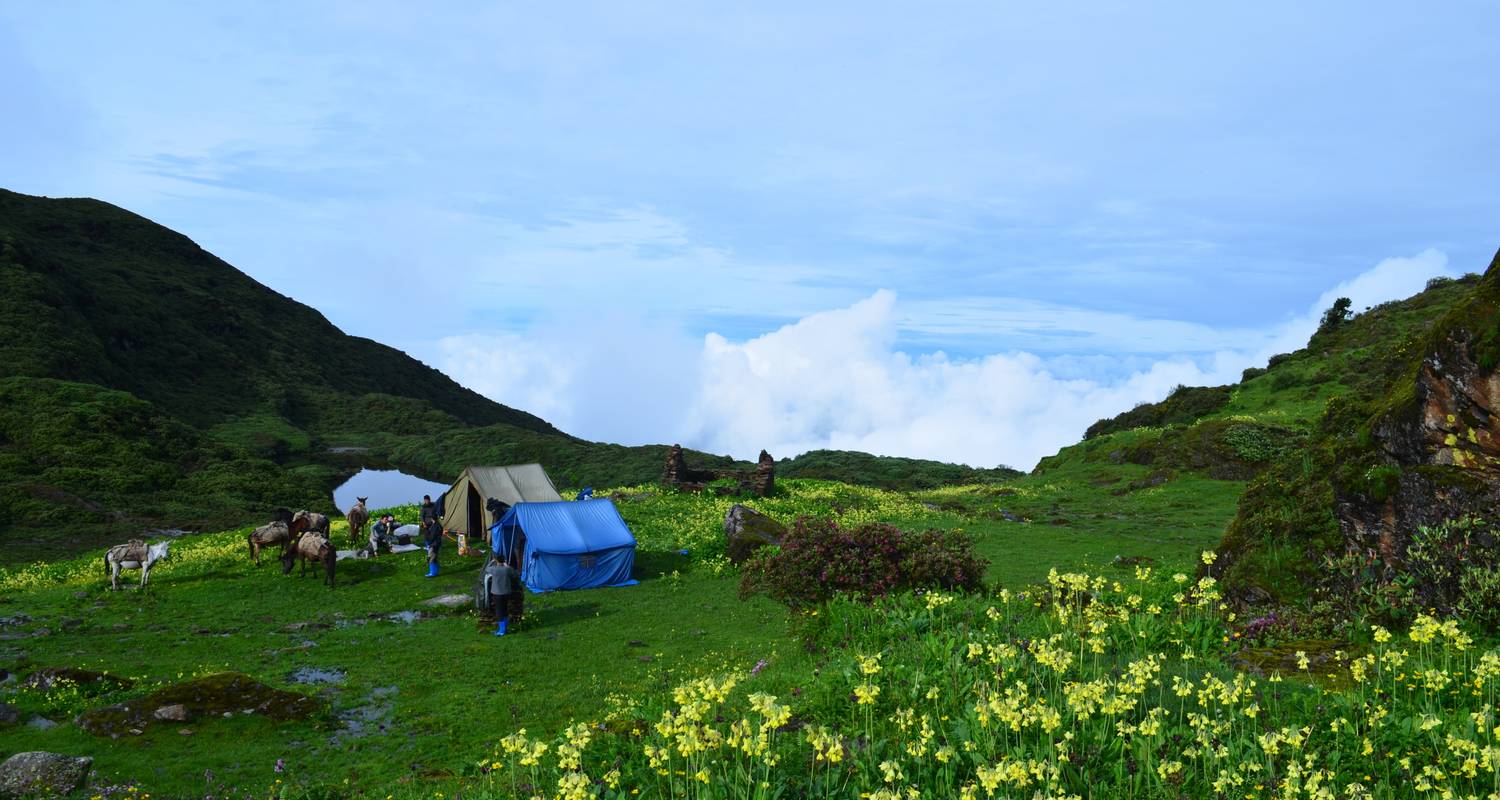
[489,499,639,592]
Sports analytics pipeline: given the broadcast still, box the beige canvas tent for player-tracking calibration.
[440,464,564,538]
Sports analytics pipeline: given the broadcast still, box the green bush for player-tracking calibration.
[739,517,987,607]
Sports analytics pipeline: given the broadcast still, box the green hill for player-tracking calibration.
[0,189,1013,561]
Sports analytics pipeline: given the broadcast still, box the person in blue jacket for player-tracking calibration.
[422,518,443,577]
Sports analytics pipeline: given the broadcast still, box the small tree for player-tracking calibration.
[1317,297,1353,332]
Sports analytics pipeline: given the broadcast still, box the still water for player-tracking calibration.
[332,468,450,514]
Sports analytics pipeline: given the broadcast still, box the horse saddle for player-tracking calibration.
[115,540,148,562]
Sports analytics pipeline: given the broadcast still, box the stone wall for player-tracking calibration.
[662,444,775,497]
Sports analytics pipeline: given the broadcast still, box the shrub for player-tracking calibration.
[1317,296,1353,332]
[1362,464,1402,502]
[1240,366,1267,382]
[739,517,986,606]
[1403,516,1500,630]
[1221,423,1280,463]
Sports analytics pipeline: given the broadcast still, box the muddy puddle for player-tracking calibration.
[287,667,346,686]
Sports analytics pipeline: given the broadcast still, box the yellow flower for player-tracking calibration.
[855,683,881,705]
[1201,550,1217,565]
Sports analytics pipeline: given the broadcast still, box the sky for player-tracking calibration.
[2,2,1497,469]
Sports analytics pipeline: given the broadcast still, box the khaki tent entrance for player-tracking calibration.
[440,464,564,540]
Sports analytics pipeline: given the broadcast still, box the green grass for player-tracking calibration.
[0,476,1237,796]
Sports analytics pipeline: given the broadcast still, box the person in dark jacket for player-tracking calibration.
[482,556,521,636]
[422,518,443,578]
[369,513,396,556]
[419,495,437,525]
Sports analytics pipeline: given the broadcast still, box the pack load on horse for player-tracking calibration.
[290,510,331,540]
[247,521,294,566]
[104,540,171,591]
[282,531,336,588]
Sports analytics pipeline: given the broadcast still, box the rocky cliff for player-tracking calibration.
[1216,249,1500,625]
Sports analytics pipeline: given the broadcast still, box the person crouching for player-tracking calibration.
[423,518,443,578]
[483,556,520,636]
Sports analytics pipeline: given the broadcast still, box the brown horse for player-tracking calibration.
[290,510,331,540]
[247,521,293,566]
[281,532,335,587]
[346,497,370,548]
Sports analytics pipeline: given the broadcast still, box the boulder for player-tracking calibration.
[153,703,191,722]
[723,505,786,564]
[420,594,470,608]
[0,752,93,799]
[75,672,317,737]
[23,667,131,691]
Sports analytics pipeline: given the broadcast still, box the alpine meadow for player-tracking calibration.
[4,5,1500,799]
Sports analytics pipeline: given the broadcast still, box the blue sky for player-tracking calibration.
[3,3,1497,466]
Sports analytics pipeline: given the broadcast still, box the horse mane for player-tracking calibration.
[271,508,293,525]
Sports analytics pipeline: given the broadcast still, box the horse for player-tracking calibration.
[290,510,331,540]
[282,531,336,588]
[104,540,171,591]
[247,521,293,566]
[346,497,370,548]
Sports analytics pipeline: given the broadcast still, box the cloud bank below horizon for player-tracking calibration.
[440,249,1453,470]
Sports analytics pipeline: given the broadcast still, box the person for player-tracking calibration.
[419,495,437,525]
[369,514,397,556]
[482,556,520,636]
[422,517,443,578]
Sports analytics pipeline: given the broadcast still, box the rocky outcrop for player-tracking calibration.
[1216,249,1500,613]
[724,505,787,564]
[1337,326,1500,568]
[0,752,93,799]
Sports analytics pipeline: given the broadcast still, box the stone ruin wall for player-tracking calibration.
[662,444,775,497]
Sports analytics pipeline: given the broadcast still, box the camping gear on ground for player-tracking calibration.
[440,464,564,541]
[394,523,418,545]
[489,499,639,592]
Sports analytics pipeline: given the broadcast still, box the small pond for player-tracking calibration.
[332,468,450,514]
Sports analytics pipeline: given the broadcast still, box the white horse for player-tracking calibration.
[104,540,171,591]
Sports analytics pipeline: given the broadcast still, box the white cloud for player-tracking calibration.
[439,311,702,447]
[1252,248,1452,361]
[440,250,1456,470]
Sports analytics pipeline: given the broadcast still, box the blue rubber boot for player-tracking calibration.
[424,563,436,578]
[432,562,440,577]
[494,618,507,636]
